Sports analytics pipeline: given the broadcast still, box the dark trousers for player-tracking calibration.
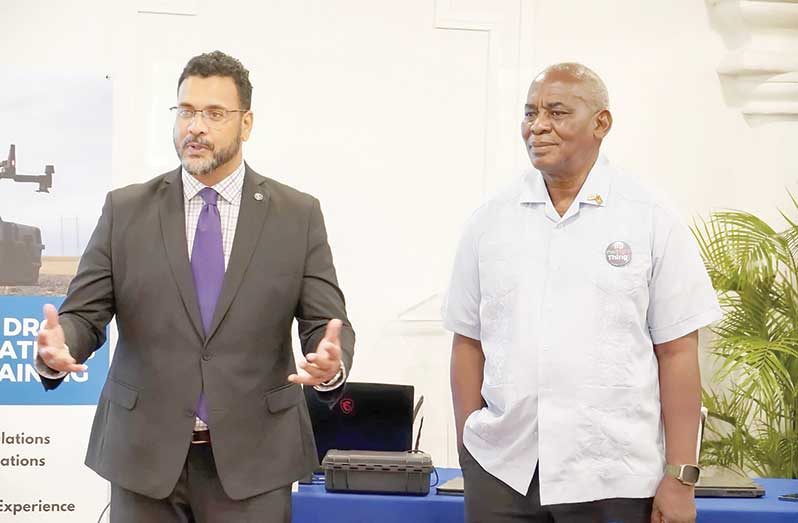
[460,447,653,523]
[110,443,291,523]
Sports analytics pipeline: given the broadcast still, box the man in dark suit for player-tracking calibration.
[34,50,354,522]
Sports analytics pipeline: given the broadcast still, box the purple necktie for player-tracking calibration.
[190,187,225,423]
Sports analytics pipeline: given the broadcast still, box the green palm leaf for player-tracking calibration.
[693,195,798,478]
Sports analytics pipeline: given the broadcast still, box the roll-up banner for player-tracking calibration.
[1,70,113,522]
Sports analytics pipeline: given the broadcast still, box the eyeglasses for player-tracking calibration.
[170,106,248,124]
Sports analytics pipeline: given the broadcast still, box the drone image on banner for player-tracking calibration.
[0,144,54,286]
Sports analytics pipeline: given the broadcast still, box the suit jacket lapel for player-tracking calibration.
[206,165,271,342]
[158,168,205,340]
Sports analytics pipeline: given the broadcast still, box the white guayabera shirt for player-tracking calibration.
[442,156,721,506]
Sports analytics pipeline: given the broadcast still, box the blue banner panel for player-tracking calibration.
[0,296,109,405]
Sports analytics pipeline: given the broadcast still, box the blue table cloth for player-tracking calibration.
[293,468,798,522]
[698,477,798,523]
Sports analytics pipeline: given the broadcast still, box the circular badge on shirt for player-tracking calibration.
[605,241,632,267]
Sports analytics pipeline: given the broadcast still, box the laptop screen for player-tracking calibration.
[303,382,414,464]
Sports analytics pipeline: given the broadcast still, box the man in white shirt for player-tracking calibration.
[443,63,721,523]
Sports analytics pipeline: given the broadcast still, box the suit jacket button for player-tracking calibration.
[202,353,212,361]
[184,409,195,418]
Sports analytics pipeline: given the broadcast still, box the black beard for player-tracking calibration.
[177,132,242,177]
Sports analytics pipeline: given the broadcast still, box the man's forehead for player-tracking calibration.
[526,79,589,106]
[178,75,240,105]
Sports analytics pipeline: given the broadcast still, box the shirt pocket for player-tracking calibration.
[591,262,648,295]
[478,237,526,302]
[589,236,649,296]
[478,255,520,301]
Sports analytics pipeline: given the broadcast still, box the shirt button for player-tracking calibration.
[202,353,212,361]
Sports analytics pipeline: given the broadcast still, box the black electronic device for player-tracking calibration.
[303,382,414,465]
[322,449,433,495]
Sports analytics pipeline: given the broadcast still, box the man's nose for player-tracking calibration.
[187,112,208,134]
[529,113,551,135]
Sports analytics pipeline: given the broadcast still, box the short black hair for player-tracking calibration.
[178,51,253,109]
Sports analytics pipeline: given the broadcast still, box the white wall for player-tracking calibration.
[3,0,797,476]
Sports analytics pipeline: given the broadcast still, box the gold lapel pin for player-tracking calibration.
[588,194,603,205]
[253,193,264,201]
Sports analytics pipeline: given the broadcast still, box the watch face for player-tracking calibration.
[681,465,700,484]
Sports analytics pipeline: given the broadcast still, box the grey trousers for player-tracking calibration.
[460,447,653,523]
[110,443,291,523]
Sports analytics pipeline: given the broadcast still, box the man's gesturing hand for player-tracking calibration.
[288,319,343,386]
[36,304,87,373]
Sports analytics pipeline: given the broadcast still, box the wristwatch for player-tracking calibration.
[664,464,701,486]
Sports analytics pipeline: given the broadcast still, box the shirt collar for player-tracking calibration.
[519,154,611,208]
[182,160,246,204]
[573,155,611,207]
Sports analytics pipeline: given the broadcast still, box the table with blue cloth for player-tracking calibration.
[292,468,798,523]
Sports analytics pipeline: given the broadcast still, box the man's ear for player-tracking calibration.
[594,109,612,139]
[241,111,254,142]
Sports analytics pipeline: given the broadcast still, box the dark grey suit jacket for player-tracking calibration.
[41,164,355,499]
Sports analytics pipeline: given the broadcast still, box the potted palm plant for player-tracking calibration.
[692,195,798,479]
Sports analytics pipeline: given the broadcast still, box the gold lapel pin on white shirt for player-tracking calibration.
[587,194,604,205]
[254,193,264,201]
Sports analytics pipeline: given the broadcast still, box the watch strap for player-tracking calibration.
[665,464,700,485]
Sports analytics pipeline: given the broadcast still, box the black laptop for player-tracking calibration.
[303,382,414,465]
